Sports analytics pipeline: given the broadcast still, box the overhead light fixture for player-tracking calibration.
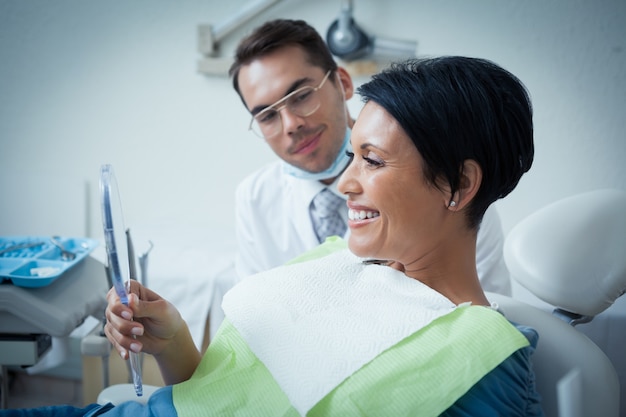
[326,0,417,62]
[196,0,417,76]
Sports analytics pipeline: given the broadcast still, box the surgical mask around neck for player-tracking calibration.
[282,128,352,181]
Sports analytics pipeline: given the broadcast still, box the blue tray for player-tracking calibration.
[0,236,99,288]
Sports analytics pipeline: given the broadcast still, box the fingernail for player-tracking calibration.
[119,348,128,360]
[131,327,143,336]
[130,342,141,353]
[121,311,132,320]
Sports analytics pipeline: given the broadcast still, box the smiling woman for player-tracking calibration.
[340,56,534,305]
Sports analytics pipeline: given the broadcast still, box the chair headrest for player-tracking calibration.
[504,189,626,317]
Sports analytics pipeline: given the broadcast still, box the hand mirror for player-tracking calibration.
[99,163,143,396]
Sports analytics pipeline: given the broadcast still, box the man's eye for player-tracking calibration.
[257,110,278,124]
[291,89,313,104]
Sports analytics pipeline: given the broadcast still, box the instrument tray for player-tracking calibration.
[0,236,99,288]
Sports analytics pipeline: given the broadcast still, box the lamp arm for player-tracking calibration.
[198,0,284,57]
[211,0,284,43]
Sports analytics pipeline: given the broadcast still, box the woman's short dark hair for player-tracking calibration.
[357,57,534,229]
[229,19,338,97]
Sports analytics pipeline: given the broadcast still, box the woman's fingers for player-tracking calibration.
[104,285,145,357]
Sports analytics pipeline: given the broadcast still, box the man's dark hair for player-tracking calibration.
[229,19,338,98]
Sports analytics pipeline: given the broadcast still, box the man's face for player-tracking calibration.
[237,45,353,174]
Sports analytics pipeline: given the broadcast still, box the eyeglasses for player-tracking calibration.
[249,70,332,139]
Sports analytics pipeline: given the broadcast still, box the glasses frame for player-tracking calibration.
[248,70,332,139]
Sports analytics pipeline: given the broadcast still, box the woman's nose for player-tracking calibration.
[337,160,358,195]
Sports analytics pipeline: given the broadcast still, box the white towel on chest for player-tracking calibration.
[223,249,457,415]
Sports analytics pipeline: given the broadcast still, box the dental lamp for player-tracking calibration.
[196,0,418,76]
[325,0,417,61]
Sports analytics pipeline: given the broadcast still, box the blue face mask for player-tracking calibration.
[282,128,352,181]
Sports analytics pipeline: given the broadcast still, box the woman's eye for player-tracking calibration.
[363,153,384,167]
[346,150,383,167]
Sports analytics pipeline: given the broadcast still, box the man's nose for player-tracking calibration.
[279,107,306,133]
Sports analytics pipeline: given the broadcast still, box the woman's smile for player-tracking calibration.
[347,207,380,221]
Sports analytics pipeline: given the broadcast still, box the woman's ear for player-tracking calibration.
[449,160,482,210]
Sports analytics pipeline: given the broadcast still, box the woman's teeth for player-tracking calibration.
[348,209,380,221]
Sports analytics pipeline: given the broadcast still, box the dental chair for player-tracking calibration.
[490,188,626,417]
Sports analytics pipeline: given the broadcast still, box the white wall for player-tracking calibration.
[1,0,625,242]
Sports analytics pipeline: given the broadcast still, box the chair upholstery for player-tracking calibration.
[487,292,619,417]
[504,189,626,317]
[501,189,626,417]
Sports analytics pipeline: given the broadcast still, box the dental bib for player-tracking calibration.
[223,249,457,415]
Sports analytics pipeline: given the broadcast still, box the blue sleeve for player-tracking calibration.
[441,324,545,417]
[0,386,175,417]
[0,403,113,417]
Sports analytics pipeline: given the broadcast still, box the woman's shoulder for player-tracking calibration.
[441,321,544,417]
[511,322,539,349]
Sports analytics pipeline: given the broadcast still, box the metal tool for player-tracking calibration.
[0,241,45,256]
[50,236,76,261]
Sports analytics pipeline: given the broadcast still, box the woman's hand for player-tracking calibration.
[104,280,181,358]
[104,280,202,384]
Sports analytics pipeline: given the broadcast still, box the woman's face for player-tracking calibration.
[338,101,450,265]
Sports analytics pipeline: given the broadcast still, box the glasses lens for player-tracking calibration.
[285,86,320,118]
[251,108,281,139]
[249,71,329,139]
[250,117,274,138]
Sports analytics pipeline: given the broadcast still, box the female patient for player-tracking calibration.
[5,57,542,416]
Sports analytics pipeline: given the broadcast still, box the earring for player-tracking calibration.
[449,201,456,207]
